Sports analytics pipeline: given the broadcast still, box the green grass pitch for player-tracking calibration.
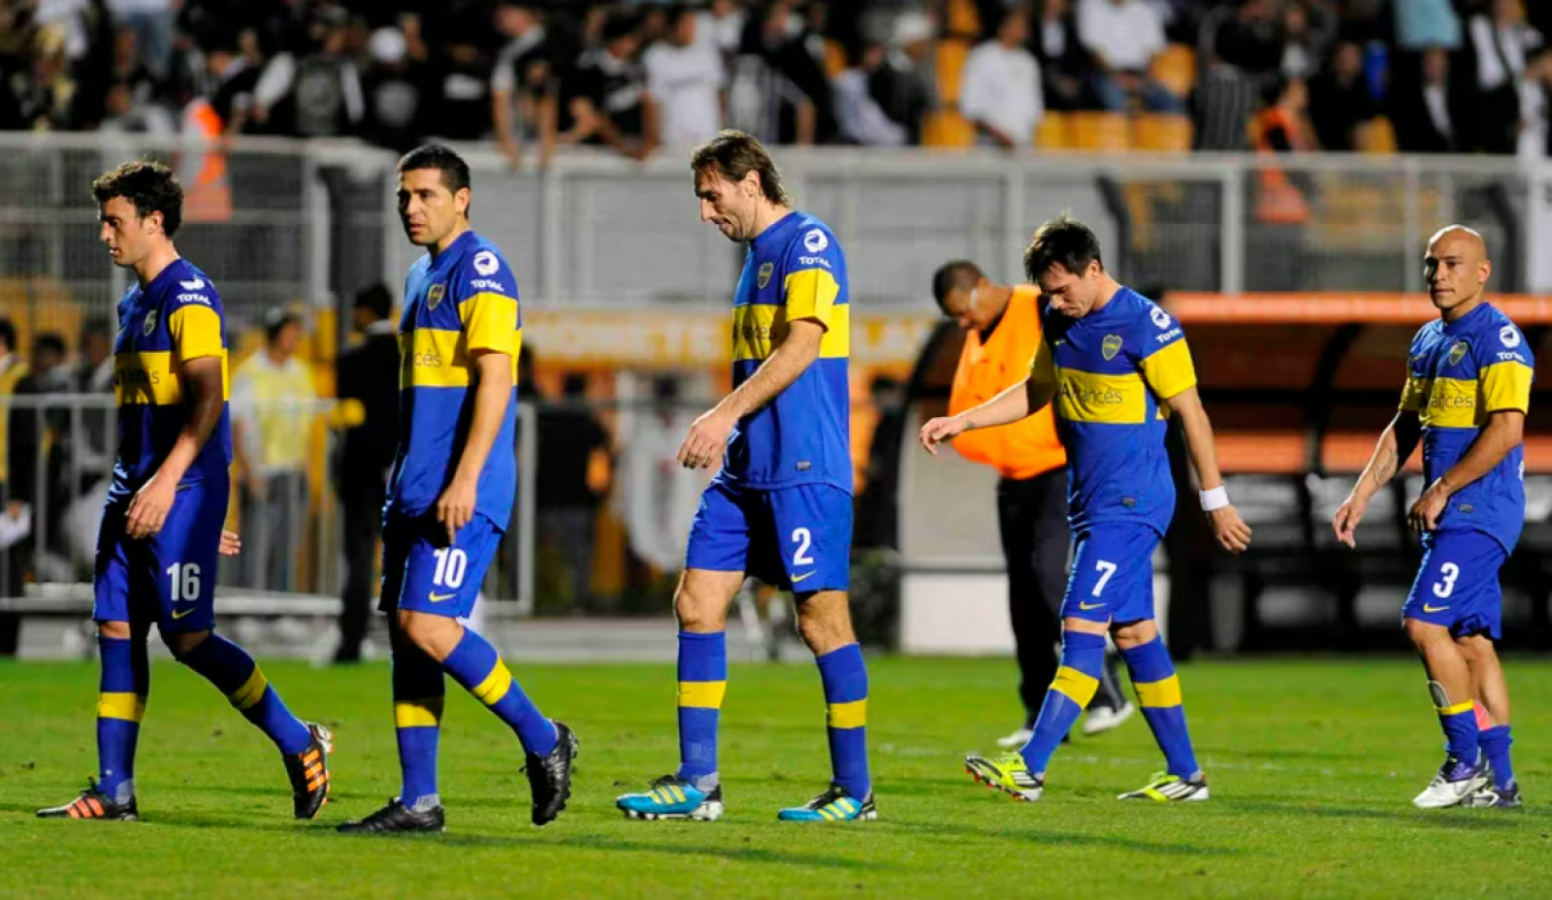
[3,655,1551,899]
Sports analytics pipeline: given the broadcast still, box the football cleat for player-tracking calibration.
[1082,702,1137,737]
[36,778,138,821]
[1118,771,1210,802]
[1463,780,1522,809]
[995,727,1034,749]
[777,784,877,822]
[965,752,1044,801]
[336,798,445,834]
[524,720,578,826]
[1413,755,1490,809]
[284,722,333,820]
[617,775,723,821]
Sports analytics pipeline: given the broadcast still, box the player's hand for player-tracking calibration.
[1208,505,1252,554]
[678,408,735,469]
[436,478,478,544]
[918,415,968,456]
[1409,479,1451,535]
[219,530,242,556]
[125,474,178,540]
[1332,496,1366,549]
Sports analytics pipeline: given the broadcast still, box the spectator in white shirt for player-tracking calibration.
[644,4,726,147]
[959,6,1043,149]
[1077,0,1182,112]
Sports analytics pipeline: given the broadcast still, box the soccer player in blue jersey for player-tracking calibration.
[920,214,1251,802]
[615,130,874,823]
[338,145,576,834]
[1334,226,1531,809]
[38,161,332,821]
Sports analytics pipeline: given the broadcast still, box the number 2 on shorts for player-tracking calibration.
[791,527,814,566]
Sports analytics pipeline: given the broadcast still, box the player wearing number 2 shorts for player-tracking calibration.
[615,131,874,823]
[1335,226,1533,810]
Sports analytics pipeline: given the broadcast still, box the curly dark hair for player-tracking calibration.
[91,160,184,238]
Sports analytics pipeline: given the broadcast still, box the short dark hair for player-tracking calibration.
[354,283,392,321]
[263,308,300,344]
[92,160,184,238]
[398,144,472,211]
[33,332,66,359]
[931,260,984,307]
[691,130,791,206]
[602,10,639,43]
[1023,213,1103,282]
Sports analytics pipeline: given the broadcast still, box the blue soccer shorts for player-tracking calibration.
[1403,529,1508,640]
[685,481,852,593]
[94,475,229,634]
[1060,522,1161,625]
[379,510,504,619]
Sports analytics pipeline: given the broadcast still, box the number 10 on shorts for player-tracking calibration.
[433,547,469,588]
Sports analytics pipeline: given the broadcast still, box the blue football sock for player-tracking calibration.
[179,633,312,755]
[1479,725,1515,789]
[1121,636,1200,779]
[393,644,446,809]
[817,643,871,799]
[1435,699,1480,766]
[96,635,149,803]
[675,631,727,787]
[442,627,557,757]
[1019,631,1106,774]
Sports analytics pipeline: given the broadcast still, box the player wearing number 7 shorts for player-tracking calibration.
[39,161,332,823]
[615,131,873,823]
[1334,226,1532,810]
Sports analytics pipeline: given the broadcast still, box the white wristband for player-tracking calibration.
[1200,486,1230,512]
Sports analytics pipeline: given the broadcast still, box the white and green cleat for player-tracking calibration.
[964,752,1044,801]
[1118,771,1210,802]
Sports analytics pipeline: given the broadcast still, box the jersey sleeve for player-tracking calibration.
[167,285,225,362]
[782,226,843,328]
[457,247,521,356]
[1479,320,1535,415]
[1398,329,1428,412]
[1135,302,1196,400]
[1030,333,1057,387]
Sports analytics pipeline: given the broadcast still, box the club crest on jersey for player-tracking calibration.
[757,262,774,290]
[142,310,158,336]
[1448,340,1468,366]
[427,284,446,310]
[1102,334,1123,361]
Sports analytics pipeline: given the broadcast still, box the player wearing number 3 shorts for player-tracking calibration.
[1335,226,1533,810]
[615,131,874,823]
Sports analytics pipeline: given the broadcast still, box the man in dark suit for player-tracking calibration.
[333,284,401,663]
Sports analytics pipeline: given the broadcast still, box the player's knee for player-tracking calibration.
[396,609,459,660]
[1403,617,1450,650]
[796,593,856,654]
[164,629,212,660]
[1453,632,1494,662]
[1110,619,1156,650]
[96,620,132,640]
[674,586,727,633]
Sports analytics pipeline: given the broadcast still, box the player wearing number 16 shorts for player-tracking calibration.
[615,131,874,823]
[1334,226,1533,810]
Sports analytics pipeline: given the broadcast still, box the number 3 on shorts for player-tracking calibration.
[1432,562,1460,599]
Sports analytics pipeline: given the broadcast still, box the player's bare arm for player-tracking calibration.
[1160,385,1252,554]
[437,349,513,542]
[677,317,824,469]
[1334,411,1422,548]
[919,363,1055,455]
[125,356,223,540]
[1408,409,1524,535]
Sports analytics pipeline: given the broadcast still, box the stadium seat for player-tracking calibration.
[1359,116,1398,155]
[923,109,975,147]
[1149,44,1196,98]
[935,38,969,104]
[1069,112,1130,151]
[824,38,848,80]
[945,0,980,38]
[1034,112,1071,150]
[1131,114,1193,152]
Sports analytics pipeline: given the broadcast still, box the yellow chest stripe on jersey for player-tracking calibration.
[1415,376,1481,429]
[1053,368,1148,424]
[731,303,850,363]
[114,350,230,406]
[399,327,522,389]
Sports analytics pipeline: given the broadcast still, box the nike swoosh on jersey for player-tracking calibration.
[1078,601,1105,611]
[171,607,197,620]
[790,572,816,584]
[429,592,456,603]
[1422,604,1450,614]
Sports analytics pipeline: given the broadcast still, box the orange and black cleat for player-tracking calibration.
[37,778,138,821]
[284,722,333,819]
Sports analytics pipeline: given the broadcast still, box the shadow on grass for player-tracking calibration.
[1196,746,1374,764]
[884,819,1241,856]
[1222,798,1537,828]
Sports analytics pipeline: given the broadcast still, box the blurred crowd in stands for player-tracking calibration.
[1,0,1549,159]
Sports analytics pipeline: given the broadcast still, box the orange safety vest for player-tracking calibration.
[180,99,233,224]
[1252,107,1310,225]
[948,285,1066,480]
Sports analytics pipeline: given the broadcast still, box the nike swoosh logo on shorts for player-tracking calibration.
[1079,602,1104,611]
[429,592,456,602]
[790,572,816,584]
[1423,604,1449,613]
[171,607,196,620]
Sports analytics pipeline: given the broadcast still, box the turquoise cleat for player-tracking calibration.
[777,785,877,822]
[616,775,724,821]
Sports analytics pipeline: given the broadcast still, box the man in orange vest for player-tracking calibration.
[932,260,1132,747]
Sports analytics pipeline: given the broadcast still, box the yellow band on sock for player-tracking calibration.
[1051,665,1100,707]
[677,680,727,709]
[1135,675,1183,708]
[827,698,867,729]
[394,696,445,728]
[1438,700,1474,716]
[228,667,269,710]
[97,692,146,722]
[472,663,513,706]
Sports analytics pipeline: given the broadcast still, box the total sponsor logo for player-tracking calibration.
[468,278,507,292]
[1155,327,1182,344]
[1498,351,1527,362]
[797,256,831,269]
[177,293,212,305]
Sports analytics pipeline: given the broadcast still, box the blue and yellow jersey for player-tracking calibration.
[387,230,523,527]
[1400,302,1533,551]
[111,258,232,491]
[1034,287,1196,535]
[720,211,851,494]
